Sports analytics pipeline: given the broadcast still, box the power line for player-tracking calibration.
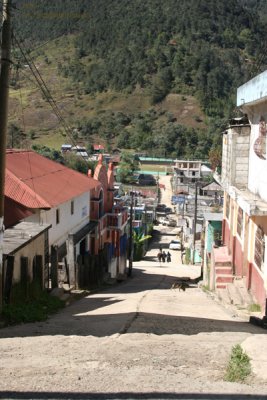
[13,33,89,162]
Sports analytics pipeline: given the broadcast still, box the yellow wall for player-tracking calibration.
[11,234,46,286]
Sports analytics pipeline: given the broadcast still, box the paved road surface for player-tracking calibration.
[0,176,267,399]
[0,223,267,399]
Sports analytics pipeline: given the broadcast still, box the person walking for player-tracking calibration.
[167,251,171,263]
[162,251,166,263]
[157,251,162,265]
[180,243,185,264]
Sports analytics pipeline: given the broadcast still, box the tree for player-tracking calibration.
[32,145,64,163]
[133,231,152,261]
[117,152,139,183]
[209,147,221,172]
[7,123,26,148]
[64,153,97,175]
[150,68,172,104]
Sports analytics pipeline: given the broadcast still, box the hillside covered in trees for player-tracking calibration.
[8,0,267,160]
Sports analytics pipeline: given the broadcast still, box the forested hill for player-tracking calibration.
[9,0,267,160]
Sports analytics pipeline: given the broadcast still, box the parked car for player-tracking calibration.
[159,217,177,227]
[156,204,166,211]
[169,240,182,250]
[165,207,172,214]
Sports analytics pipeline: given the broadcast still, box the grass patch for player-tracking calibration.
[139,163,173,173]
[201,285,210,293]
[185,248,191,264]
[224,344,251,382]
[1,283,65,325]
[247,303,261,313]
[34,130,65,149]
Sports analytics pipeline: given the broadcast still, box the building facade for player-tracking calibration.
[219,72,267,312]
[172,160,202,194]
[5,149,100,288]
[4,150,129,288]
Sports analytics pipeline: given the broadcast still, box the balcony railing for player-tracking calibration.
[107,209,128,229]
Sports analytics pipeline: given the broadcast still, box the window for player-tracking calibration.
[71,200,74,215]
[255,226,265,270]
[226,195,230,219]
[237,207,243,237]
[56,209,60,224]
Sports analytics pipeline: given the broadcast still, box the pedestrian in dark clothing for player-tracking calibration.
[167,251,171,263]
[157,251,162,263]
[162,251,166,263]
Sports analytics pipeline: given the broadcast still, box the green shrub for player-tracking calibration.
[225,344,251,382]
[185,248,191,264]
[247,303,261,313]
[2,283,65,325]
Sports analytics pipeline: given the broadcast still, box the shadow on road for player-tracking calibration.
[0,391,266,400]
[0,266,264,339]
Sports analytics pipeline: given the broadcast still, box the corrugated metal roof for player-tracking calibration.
[201,182,222,191]
[5,150,101,208]
[3,221,51,256]
[93,144,104,150]
[203,212,223,222]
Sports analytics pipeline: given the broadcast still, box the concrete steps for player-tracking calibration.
[215,273,234,288]
[214,250,233,289]
[215,266,232,275]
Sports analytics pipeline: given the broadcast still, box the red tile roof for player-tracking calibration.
[5,149,101,209]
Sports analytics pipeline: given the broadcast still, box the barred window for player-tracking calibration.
[56,209,60,224]
[237,207,243,237]
[226,195,230,219]
[255,226,265,270]
[71,200,74,215]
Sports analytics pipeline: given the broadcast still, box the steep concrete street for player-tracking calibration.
[0,224,267,399]
[0,176,267,399]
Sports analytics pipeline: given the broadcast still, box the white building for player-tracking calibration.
[5,149,101,287]
[216,71,267,314]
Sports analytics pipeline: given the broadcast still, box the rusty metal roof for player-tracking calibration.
[5,150,101,208]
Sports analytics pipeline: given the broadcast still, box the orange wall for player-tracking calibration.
[233,236,243,276]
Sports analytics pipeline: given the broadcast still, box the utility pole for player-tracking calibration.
[0,0,12,311]
[157,172,160,204]
[128,191,134,276]
[191,181,198,265]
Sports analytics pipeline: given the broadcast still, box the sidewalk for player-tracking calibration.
[156,175,267,382]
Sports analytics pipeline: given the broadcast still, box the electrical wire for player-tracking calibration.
[12,52,84,210]
[13,33,89,162]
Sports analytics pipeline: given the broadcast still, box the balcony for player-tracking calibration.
[107,209,128,230]
[99,214,108,232]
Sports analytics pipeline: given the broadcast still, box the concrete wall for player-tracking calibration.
[11,234,46,286]
[26,192,90,248]
[221,126,250,189]
[233,236,243,277]
[237,70,267,107]
[246,109,267,202]
[248,262,266,310]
